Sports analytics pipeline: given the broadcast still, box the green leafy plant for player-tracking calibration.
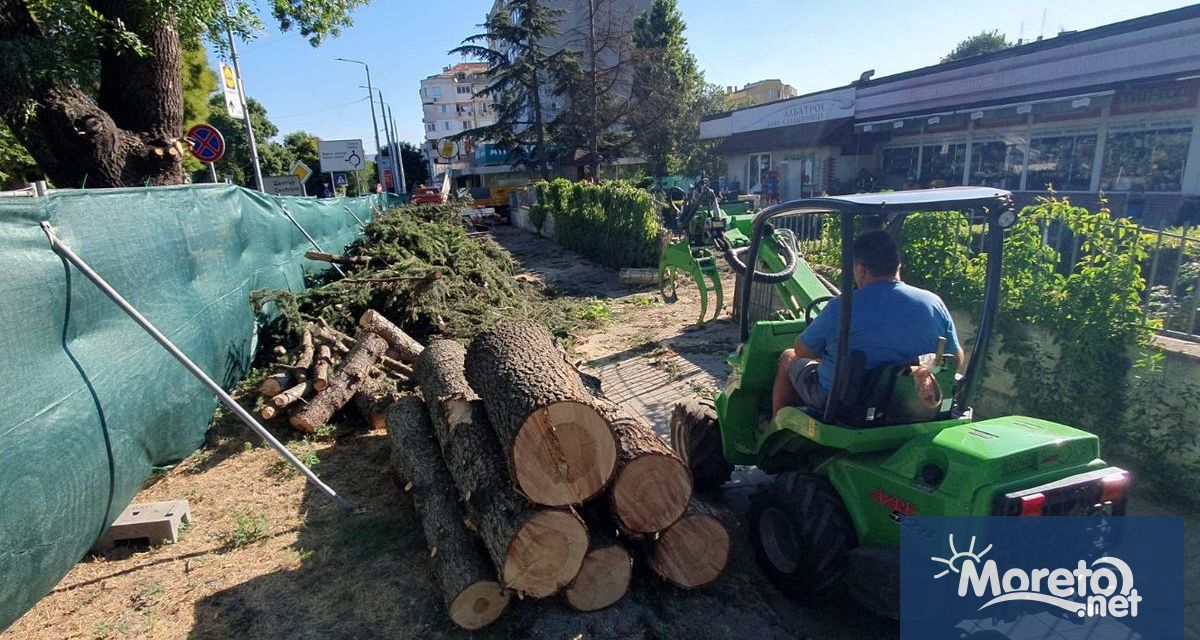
[229,513,269,548]
[533,178,662,269]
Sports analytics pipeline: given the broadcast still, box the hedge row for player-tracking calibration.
[530,178,661,269]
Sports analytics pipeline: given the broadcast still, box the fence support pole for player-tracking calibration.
[280,204,346,277]
[40,222,358,515]
[1144,226,1167,320]
[344,206,367,231]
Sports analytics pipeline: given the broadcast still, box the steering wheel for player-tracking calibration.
[804,295,836,324]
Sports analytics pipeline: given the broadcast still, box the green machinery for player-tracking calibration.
[666,187,1131,617]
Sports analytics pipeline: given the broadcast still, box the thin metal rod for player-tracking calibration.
[224,2,263,192]
[1170,223,1192,331]
[1143,225,1166,320]
[40,222,357,514]
[280,204,347,277]
[344,206,366,231]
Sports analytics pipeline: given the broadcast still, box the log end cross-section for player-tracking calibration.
[513,400,617,507]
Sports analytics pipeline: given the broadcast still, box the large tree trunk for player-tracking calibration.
[465,321,616,506]
[0,3,184,187]
[414,340,588,598]
[597,401,692,534]
[387,396,511,630]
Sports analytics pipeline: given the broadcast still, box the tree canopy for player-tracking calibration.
[942,30,1012,63]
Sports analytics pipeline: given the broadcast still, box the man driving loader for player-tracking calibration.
[771,229,965,417]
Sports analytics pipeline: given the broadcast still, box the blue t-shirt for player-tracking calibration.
[800,281,960,393]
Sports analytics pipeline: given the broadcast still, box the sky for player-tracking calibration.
[217,0,1199,155]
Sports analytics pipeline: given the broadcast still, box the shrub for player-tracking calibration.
[532,178,661,269]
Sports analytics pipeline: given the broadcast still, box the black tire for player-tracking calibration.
[670,398,733,491]
[748,472,854,596]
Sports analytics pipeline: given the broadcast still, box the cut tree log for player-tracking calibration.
[596,402,692,534]
[258,370,293,397]
[646,498,730,589]
[464,321,616,506]
[386,396,510,630]
[563,530,632,612]
[292,326,314,381]
[290,331,388,433]
[260,405,277,420]
[414,340,588,598]
[352,376,391,431]
[618,268,659,286]
[359,309,424,363]
[316,323,413,379]
[313,344,332,391]
[304,251,372,265]
[272,380,313,409]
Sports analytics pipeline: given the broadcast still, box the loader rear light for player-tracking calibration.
[1019,493,1046,516]
[1100,471,1129,503]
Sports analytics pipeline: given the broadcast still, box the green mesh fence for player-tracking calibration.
[0,183,374,631]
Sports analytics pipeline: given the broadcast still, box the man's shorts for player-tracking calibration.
[788,357,828,411]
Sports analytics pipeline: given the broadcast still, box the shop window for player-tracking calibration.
[1026,133,1096,191]
[1100,127,1192,192]
[880,146,919,189]
[920,142,966,187]
[745,153,771,193]
[970,139,1025,190]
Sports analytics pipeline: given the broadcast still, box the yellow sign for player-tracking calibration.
[221,65,236,90]
[218,62,244,120]
[291,160,312,183]
[437,138,458,160]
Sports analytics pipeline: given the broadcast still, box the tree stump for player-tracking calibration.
[414,340,588,597]
[387,396,510,629]
[465,321,616,506]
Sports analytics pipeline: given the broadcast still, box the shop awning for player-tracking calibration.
[715,117,855,154]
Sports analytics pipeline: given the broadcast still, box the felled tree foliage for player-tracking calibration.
[532,178,661,269]
[253,204,592,348]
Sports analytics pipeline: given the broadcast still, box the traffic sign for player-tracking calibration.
[334,173,348,187]
[291,160,312,183]
[437,138,458,160]
[318,139,365,172]
[263,175,305,197]
[219,63,244,120]
[186,124,225,163]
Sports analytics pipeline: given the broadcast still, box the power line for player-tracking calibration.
[272,96,371,120]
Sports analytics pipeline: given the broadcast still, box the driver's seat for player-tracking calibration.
[833,351,956,427]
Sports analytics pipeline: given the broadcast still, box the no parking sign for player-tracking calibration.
[186,124,225,163]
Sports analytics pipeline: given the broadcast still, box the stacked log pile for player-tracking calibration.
[255,310,422,432]
[385,319,730,630]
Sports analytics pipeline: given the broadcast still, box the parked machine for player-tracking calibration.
[666,187,1131,617]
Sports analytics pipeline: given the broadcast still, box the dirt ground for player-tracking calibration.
[5,226,1197,640]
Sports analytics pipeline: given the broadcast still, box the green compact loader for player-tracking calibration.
[666,186,1131,617]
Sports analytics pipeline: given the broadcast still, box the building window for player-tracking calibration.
[440,104,447,113]
[970,139,1025,190]
[462,121,470,129]
[426,123,436,132]
[745,153,771,193]
[457,86,471,94]
[1026,133,1096,191]
[881,146,920,188]
[443,121,451,131]
[1100,126,1192,192]
[919,142,967,187]
[431,86,442,98]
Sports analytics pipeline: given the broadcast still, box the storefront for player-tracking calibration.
[700,5,1200,225]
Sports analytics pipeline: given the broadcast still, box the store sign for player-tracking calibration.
[729,87,854,134]
[474,143,511,166]
[1113,81,1199,115]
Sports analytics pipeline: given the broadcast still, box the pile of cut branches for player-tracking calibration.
[252,205,593,353]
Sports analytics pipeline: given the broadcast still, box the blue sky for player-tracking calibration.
[217,0,1198,153]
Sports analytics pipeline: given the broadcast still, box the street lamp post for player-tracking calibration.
[335,57,385,194]
[362,86,402,196]
[388,105,408,195]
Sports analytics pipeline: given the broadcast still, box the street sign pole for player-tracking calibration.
[208,163,218,183]
[224,2,263,191]
[389,105,407,195]
[336,59,385,194]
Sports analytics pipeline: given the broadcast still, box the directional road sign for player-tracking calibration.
[186,124,225,163]
[318,139,365,173]
[263,175,305,197]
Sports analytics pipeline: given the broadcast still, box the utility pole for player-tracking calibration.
[364,86,402,196]
[337,58,386,193]
[388,106,408,195]
[224,2,263,191]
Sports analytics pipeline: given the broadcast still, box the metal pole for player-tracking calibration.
[40,222,356,514]
[374,90,400,196]
[208,162,218,183]
[280,204,347,277]
[336,59,385,194]
[344,205,367,230]
[389,106,407,195]
[224,3,263,191]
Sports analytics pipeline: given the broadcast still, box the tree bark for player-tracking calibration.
[359,309,424,363]
[290,331,387,432]
[351,376,390,431]
[312,344,332,391]
[387,396,511,630]
[414,339,588,598]
[0,3,185,187]
[597,401,692,534]
[464,321,616,506]
[645,498,730,588]
[258,370,294,398]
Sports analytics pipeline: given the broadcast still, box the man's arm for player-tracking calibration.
[795,338,820,361]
